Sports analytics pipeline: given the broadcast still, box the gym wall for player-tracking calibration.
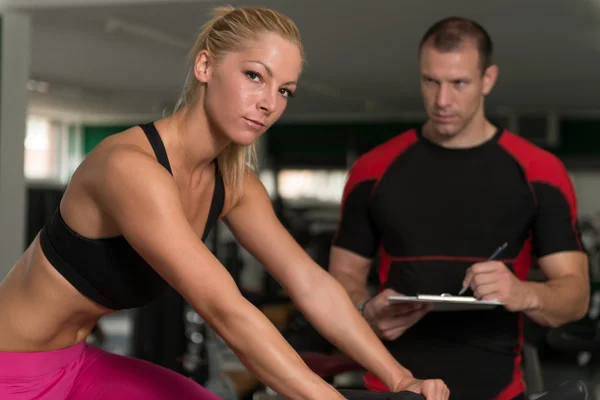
[79,118,600,160]
[267,118,600,167]
[78,118,600,219]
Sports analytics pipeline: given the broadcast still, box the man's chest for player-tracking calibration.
[369,153,537,256]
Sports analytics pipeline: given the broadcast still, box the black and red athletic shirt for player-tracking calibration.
[333,127,583,400]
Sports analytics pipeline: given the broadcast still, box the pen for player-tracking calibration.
[458,242,508,295]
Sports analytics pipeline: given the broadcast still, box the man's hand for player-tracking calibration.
[363,288,432,340]
[394,376,450,400]
[463,261,535,312]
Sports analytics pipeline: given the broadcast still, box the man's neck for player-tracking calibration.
[423,118,497,149]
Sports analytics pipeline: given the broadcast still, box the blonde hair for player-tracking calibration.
[174,6,304,199]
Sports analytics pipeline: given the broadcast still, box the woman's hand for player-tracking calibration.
[393,377,450,400]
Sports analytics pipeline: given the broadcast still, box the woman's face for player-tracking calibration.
[197,33,302,146]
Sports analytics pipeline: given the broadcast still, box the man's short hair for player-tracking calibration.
[419,17,493,72]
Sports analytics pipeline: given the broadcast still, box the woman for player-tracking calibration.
[0,6,449,400]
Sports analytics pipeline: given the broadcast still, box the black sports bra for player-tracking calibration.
[39,122,225,310]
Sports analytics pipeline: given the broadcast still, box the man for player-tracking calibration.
[329,16,590,400]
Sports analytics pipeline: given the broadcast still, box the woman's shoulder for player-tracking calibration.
[58,126,171,239]
[87,125,148,157]
[70,126,171,194]
[79,126,156,170]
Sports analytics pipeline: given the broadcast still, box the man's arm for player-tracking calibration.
[329,246,372,309]
[521,251,589,327]
[466,251,589,327]
[526,155,591,326]
[466,153,590,327]
[328,153,381,308]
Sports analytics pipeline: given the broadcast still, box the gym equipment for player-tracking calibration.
[253,380,589,400]
[253,389,425,400]
[130,228,221,375]
[546,314,600,362]
[203,328,238,400]
[182,306,239,400]
[130,286,187,373]
[522,341,545,397]
[85,324,106,348]
[182,306,209,384]
[524,216,600,398]
[533,380,589,400]
[580,216,600,281]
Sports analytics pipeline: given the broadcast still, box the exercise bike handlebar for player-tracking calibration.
[533,380,589,400]
[261,381,589,400]
[338,389,423,399]
[337,381,589,399]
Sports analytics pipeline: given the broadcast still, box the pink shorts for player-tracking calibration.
[0,341,223,399]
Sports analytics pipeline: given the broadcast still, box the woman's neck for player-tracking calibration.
[158,103,230,175]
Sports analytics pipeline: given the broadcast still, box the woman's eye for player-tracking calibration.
[280,88,295,98]
[245,71,261,82]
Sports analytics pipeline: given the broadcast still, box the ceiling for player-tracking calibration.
[4,0,600,123]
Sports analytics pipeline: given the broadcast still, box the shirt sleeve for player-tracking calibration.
[531,157,584,258]
[332,158,381,259]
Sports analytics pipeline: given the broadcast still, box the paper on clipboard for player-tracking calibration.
[388,293,502,311]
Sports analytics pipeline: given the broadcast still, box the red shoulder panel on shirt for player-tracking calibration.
[498,130,577,220]
[342,129,418,204]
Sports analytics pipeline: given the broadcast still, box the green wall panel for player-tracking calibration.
[267,121,422,167]
[555,119,600,158]
[267,118,600,167]
[81,118,600,165]
[83,125,132,155]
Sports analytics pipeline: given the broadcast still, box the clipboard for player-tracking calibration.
[388,293,502,311]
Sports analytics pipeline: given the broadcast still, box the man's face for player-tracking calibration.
[419,40,497,137]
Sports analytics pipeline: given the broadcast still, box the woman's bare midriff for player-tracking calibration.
[0,234,114,352]
[0,126,226,353]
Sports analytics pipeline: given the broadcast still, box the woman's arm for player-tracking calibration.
[223,170,414,390]
[88,146,342,400]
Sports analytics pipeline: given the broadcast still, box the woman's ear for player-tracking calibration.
[194,50,212,83]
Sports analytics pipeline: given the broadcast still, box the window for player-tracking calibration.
[276,169,347,203]
[258,169,277,198]
[24,116,56,180]
[24,115,83,184]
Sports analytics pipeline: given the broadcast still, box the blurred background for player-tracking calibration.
[1,0,600,399]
